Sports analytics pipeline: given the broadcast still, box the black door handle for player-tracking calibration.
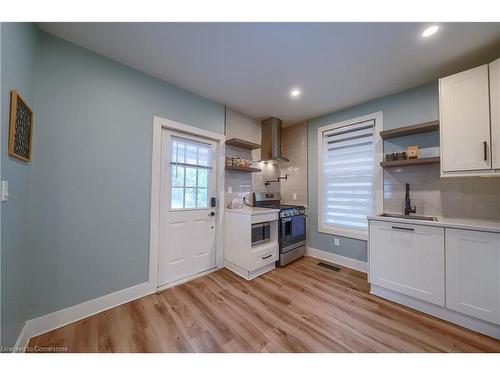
[262,254,272,259]
[209,211,216,217]
[484,141,488,161]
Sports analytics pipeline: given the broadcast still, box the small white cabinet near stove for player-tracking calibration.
[224,207,279,280]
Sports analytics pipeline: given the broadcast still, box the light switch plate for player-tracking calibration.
[228,186,232,194]
[334,238,340,247]
[1,181,8,202]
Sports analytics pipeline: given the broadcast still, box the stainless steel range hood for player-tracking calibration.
[261,117,289,161]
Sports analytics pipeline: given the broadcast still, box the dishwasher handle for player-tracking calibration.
[391,226,414,232]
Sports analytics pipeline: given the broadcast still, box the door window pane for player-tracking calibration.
[172,142,185,163]
[197,188,208,208]
[170,136,212,210]
[184,188,197,208]
[171,166,184,187]
[197,148,209,166]
[186,145,197,164]
[197,169,208,188]
[171,188,184,209]
[185,167,197,187]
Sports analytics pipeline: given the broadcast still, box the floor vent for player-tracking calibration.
[318,262,341,272]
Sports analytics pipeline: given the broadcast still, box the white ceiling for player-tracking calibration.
[38,23,500,125]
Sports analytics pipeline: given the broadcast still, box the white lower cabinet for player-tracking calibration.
[369,220,445,306]
[446,228,500,325]
[224,208,279,280]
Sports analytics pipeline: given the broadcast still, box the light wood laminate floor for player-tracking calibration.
[27,256,500,352]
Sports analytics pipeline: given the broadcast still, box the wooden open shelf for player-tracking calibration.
[225,165,262,173]
[380,156,440,168]
[225,138,261,150]
[380,120,439,140]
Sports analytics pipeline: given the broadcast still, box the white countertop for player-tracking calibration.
[225,207,280,215]
[368,213,500,234]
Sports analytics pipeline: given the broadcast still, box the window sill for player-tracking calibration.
[318,224,368,241]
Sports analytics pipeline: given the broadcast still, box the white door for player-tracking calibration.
[158,130,218,287]
[490,58,500,170]
[439,64,491,172]
[369,220,445,306]
[446,228,500,325]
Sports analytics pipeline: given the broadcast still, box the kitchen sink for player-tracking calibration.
[379,213,438,222]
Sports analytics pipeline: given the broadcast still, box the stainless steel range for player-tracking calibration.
[253,192,306,266]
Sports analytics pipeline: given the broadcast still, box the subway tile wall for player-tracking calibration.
[384,164,500,220]
[224,145,280,206]
[280,122,308,206]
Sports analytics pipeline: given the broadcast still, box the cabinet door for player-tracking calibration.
[446,229,500,325]
[491,58,500,170]
[369,221,445,306]
[225,108,261,145]
[439,65,491,172]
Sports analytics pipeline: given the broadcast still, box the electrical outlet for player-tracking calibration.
[292,193,297,201]
[228,186,232,194]
[334,237,340,247]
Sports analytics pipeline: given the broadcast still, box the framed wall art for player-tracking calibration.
[8,90,33,162]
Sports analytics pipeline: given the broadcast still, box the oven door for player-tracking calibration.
[280,215,306,252]
[251,222,271,246]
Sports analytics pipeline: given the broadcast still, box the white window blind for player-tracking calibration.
[322,119,375,231]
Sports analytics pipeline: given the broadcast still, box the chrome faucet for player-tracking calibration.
[404,183,416,215]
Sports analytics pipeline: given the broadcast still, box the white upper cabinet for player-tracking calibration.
[439,59,500,177]
[491,58,500,170]
[439,65,491,174]
[225,107,261,146]
[446,228,500,325]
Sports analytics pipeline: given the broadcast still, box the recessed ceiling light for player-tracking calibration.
[290,89,301,98]
[422,25,439,38]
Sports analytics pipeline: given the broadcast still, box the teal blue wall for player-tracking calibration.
[0,24,442,345]
[307,83,439,262]
[1,23,38,348]
[27,32,225,318]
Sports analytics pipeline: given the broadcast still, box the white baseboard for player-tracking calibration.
[13,323,29,352]
[371,285,500,340]
[18,281,154,347]
[306,247,367,273]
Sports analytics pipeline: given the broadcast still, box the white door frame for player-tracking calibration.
[148,116,225,291]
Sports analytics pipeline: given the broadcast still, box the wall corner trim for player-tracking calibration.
[306,247,368,273]
[16,281,155,349]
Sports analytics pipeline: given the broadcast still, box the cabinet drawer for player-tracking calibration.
[251,212,278,224]
[446,229,500,325]
[369,220,445,306]
[249,243,278,271]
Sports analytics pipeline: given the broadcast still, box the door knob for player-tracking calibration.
[209,211,216,217]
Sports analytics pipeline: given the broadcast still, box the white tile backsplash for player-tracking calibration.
[280,122,308,206]
[224,144,280,206]
[225,122,500,221]
[383,164,500,220]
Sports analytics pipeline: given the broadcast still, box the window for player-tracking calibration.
[318,113,382,240]
[170,136,211,209]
